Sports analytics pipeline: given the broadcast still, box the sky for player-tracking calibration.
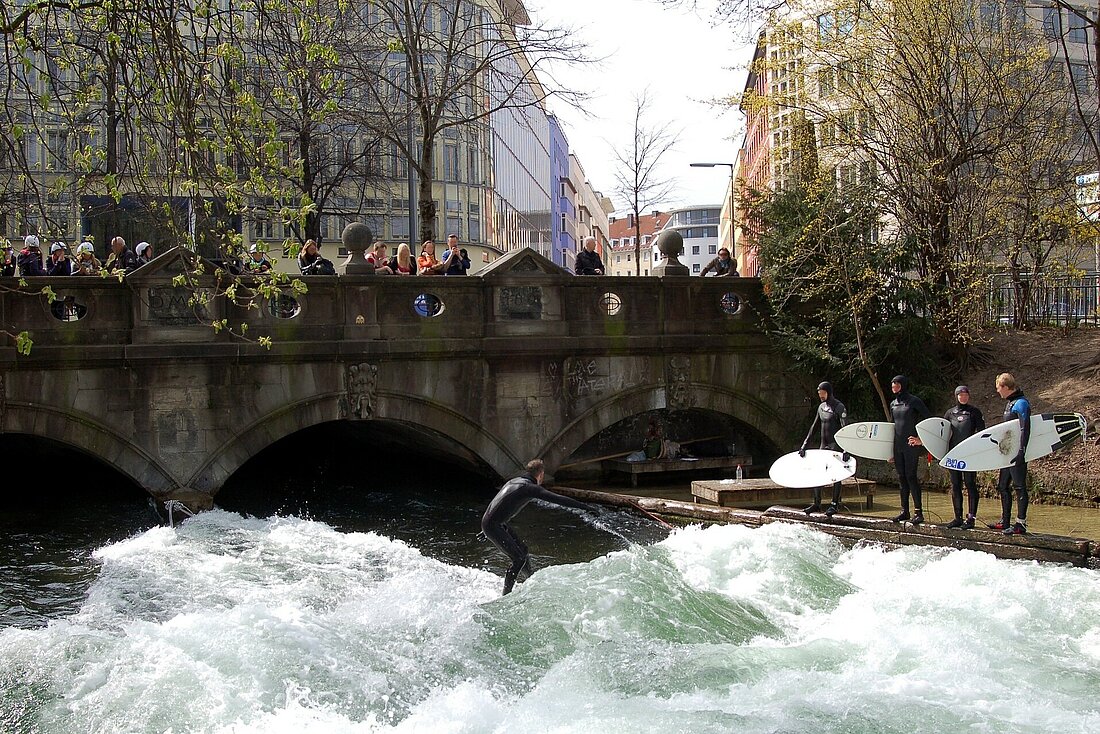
[526,0,755,215]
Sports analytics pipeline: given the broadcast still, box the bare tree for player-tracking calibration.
[611,89,677,276]
[217,0,386,248]
[352,1,590,244]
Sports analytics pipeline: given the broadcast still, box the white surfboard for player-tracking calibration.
[769,449,857,488]
[916,417,953,460]
[940,412,1086,472]
[834,422,895,461]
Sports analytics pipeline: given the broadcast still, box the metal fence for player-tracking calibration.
[987,272,1100,327]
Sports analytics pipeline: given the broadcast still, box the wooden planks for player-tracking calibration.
[551,486,1093,567]
[692,477,876,510]
[603,455,753,487]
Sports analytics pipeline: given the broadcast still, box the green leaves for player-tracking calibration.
[15,331,33,356]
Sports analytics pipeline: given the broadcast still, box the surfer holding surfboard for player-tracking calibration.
[799,381,850,516]
[993,373,1030,535]
[943,386,985,529]
[889,376,931,525]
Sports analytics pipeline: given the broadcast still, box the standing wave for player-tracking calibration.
[1,511,1099,733]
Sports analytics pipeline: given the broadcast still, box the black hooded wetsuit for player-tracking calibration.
[481,473,589,595]
[802,381,848,507]
[890,375,930,515]
[997,389,1031,525]
[944,399,985,520]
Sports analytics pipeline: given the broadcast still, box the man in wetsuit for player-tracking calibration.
[482,459,592,595]
[889,375,931,525]
[993,373,1030,535]
[800,381,850,517]
[943,385,985,529]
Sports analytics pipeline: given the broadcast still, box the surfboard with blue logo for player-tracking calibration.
[939,413,1086,472]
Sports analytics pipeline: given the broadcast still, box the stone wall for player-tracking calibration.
[0,247,811,510]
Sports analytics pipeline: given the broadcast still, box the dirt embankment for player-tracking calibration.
[957,328,1100,505]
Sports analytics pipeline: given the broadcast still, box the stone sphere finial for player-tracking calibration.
[342,222,374,275]
[652,229,689,276]
[656,230,683,259]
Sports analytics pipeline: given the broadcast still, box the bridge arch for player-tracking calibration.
[2,402,177,495]
[189,390,521,495]
[539,382,790,475]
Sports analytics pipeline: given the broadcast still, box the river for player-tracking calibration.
[3,477,1100,733]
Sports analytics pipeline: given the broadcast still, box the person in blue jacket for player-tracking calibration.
[993,373,1030,535]
[889,375,931,525]
[481,459,592,595]
[943,385,985,529]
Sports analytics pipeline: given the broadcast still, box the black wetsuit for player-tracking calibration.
[890,376,930,515]
[945,401,985,520]
[997,390,1031,525]
[802,382,847,507]
[481,473,589,594]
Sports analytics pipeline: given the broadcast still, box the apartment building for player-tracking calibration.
[607,210,670,276]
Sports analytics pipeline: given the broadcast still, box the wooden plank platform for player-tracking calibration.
[603,455,752,487]
[552,485,1094,567]
[692,477,876,510]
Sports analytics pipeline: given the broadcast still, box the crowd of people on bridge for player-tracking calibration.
[1,235,153,277]
[3,230,741,279]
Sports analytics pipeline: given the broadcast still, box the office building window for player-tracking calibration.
[692,263,701,273]
[1069,12,1088,43]
[1043,7,1062,38]
[709,244,717,254]
[692,245,700,255]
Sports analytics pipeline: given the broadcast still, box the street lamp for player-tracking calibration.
[689,162,736,262]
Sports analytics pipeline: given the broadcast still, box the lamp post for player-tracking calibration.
[689,162,737,262]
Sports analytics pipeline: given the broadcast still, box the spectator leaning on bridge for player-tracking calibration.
[18,235,48,277]
[390,243,416,275]
[700,247,739,277]
[367,241,393,274]
[47,243,72,276]
[72,242,102,276]
[575,236,605,275]
[244,245,273,274]
[298,239,336,275]
[135,241,153,267]
[442,234,468,275]
[417,239,445,275]
[106,236,139,275]
[2,243,17,276]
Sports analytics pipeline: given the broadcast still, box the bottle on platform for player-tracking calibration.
[735,464,743,482]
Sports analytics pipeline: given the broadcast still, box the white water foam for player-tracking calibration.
[2,511,1099,733]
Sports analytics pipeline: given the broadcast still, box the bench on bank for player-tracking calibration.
[603,455,753,487]
[691,476,876,510]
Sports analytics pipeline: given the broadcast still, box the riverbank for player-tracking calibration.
[560,479,1100,542]
[957,327,1100,505]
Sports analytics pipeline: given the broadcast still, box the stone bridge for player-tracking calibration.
[0,247,811,510]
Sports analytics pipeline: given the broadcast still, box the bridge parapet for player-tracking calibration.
[1,247,766,353]
[1,247,806,510]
